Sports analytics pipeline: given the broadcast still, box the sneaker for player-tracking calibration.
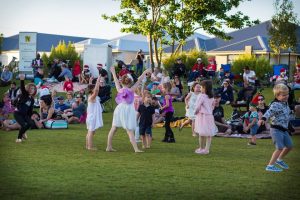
[265,165,283,172]
[225,101,231,105]
[275,160,289,169]
[16,139,22,143]
[248,142,256,146]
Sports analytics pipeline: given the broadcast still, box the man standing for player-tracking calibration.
[136,49,144,76]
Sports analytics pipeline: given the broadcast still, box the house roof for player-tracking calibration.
[2,33,91,52]
[163,20,300,54]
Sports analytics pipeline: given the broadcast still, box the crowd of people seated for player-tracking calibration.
[2,54,300,139]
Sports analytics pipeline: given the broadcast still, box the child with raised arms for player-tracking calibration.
[106,67,151,153]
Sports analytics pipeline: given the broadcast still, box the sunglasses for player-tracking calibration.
[258,98,264,101]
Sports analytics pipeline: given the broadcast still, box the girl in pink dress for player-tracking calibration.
[194,80,216,154]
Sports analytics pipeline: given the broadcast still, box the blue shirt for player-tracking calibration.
[58,68,73,79]
[55,103,70,112]
[1,70,13,81]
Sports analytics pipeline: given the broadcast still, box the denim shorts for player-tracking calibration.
[139,125,152,136]
[270,128,293,150]
[250,124,259,135]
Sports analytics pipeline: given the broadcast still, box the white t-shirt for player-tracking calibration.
[243,70,256,83]
[151,72,162,82]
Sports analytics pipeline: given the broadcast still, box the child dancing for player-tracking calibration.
[179,82,201,136]
[106,67,151,153]
[14,74,37,143]
[258,84,293,172]
[194,80,216,154]
[86,76,103,150]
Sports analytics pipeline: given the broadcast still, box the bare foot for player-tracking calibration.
[87,147,98,151]
[106,148,117,152]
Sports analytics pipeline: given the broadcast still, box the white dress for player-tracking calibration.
[185,92,199,120]
[112,90,137,131]
[86,96,103,131]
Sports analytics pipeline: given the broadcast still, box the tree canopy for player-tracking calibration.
[102,0,259,68]
[269,0,299,63]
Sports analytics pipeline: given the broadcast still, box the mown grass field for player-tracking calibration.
[0,83,300,200]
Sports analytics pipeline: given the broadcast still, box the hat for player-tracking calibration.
[214,93,221,98]
[83,65,89,69]
[57,96,64,100]
[176,58,181,61]
[97,63,103,68]
[280,68,286,73]
[197,58,202,61]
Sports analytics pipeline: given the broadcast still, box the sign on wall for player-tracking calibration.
[19,32,37,72]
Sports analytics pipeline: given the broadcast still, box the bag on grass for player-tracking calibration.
[44,119,68,129]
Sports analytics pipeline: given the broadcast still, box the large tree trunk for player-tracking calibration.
[148,34,154,70]
[154,37,160,68]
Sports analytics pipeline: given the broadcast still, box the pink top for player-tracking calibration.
[195,94,214,115]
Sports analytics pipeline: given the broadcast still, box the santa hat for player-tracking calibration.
[97,63,103,68]
[249,102,258,108]
[83,65,89,69]
[280,68,286,73]
[251,94,260,105]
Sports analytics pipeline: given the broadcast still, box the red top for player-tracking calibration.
[73,61,81,76]
[206,64,216,71]
[191,63,205,72]
[63,80,74,92]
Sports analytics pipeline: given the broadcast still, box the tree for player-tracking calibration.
[102,0,258,68]
[0,33,3,55]
[269,0,299,64]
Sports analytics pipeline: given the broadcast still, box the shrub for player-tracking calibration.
[232,54,271,79]
[162,49,208,75]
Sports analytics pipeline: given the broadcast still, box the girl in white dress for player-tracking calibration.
[86,76,103,150]
[179,82,201,136]
[106,67,151,153]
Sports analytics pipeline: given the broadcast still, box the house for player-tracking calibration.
[1,33,102,66]
[164,20,300,69]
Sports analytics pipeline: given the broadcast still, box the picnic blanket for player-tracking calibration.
[43,82,88,93]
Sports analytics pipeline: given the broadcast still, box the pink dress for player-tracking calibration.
[194,94,216,136]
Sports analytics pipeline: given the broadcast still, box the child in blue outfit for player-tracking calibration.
[243,103,259,145]
[258,84,293,172]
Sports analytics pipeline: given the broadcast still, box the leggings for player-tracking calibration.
[164,112,175,140]
[14,112,31,139]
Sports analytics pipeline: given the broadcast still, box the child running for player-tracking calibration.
[86,76,103,150]
[106,67,151,153]
[194,80,216,154]
[137,93,155,149]
[258,84,293,172]
[179,82,201,136]
[161,82,175,143]
[14,74,37,143]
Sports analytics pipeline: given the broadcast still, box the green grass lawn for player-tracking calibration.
[0,84,300,200]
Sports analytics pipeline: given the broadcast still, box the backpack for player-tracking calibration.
[44,119,68,129]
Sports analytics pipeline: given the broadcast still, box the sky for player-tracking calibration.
[0,0,299,39]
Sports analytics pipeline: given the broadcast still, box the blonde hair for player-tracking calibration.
[273,83,289,97]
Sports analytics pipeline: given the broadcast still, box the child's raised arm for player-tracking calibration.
[110,67,121,92]
[131,68,152,92]
[89,76,101,101]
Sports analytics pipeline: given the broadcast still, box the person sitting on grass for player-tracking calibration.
[63,76,74,92]
[258,84,294,172]
[150,82,161,96]
[243,103,259,145]
[39,95,56,124]
[2,111,43,131]
[63,94,86,124]
[213,93,232,135]
[170,80,182,102]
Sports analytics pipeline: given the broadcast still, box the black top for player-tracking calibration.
[98,85,111,98]
[15,80,34,116]
[213,105,224,123]
[136,53,144,65]
[173,63,186,78]
[138,104,155,127]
